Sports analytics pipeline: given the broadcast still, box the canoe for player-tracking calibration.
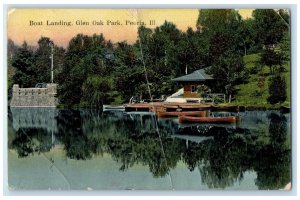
[179,116,240,123]
[157,111,206,118]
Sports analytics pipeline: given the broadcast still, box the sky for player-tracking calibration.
[7,9,253,48]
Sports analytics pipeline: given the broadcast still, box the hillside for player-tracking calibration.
[231,53,290,108]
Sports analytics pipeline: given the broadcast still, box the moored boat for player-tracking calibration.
[179,115,240,123]
[157,111,207,118]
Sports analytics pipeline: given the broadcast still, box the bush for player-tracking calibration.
[267,75,287,104]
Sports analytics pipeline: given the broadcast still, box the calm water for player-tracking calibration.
[7,108,291,190]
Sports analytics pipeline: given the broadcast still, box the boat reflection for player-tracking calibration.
[8,108,291,189]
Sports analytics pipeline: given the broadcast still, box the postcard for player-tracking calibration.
[6,8,291,191]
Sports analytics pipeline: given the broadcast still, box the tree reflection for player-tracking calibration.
[197,128,248,189]
[8,109,291,189]
[253,112,291,190]
[10,128,52,157]
[56,110,92,160]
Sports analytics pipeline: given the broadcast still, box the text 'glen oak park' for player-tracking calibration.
[29,19,156,26]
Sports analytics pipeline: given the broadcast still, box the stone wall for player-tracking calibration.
[10,84,58,107]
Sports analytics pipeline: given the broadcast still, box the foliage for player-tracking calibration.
[197,9,241,34]
[11,42,36,87]
[9,109,291,189]
[260,48,285,74]
[8,9,290,107]
[279,31,290,60]
[233,53,290,107]
[209,51,245,95]
[57,34,109,107]
[11,37,65,88]
[11,128,52,157]
[267,74,287,104]
[81,75,117,108]
[257,76,266,96]
[252,9,288,46]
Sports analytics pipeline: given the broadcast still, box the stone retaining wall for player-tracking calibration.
[10,84,58,107]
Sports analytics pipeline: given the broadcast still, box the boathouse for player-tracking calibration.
[171,68,214,98]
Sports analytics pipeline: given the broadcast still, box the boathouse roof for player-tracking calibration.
[172,67,214,82]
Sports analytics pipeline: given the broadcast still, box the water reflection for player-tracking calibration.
[8,108,291,190]
[253,113,291,190]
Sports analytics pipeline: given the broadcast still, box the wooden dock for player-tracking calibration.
[125,102,208,112]
[125,102,240,112]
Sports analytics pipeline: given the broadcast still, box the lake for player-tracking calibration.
[7,108,291,190]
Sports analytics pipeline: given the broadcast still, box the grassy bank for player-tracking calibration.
[230,53,290,108]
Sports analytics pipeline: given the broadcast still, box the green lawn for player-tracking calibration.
[231,53,290,108]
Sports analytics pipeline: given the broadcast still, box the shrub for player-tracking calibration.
[267,75,287,104]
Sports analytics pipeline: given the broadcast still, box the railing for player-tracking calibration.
[202,93,226,103]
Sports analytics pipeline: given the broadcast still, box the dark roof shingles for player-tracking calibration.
[172,68,213,82]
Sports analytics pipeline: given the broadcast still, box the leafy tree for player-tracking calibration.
[81,75,117,109]
[114,41,137,67]
[31,37,65,84]
[208,32,233,64]
[267,74,287,104]
[177,28,209,74]
[10,37,64,90]
[197,9,241,33]
[209,51,245,96]
[7,39,19,99]
[133,21,184,99]
[252,9,288,46]
[57,33,109,107]
[260,48,285,74]
[279,31,290,60]
[7,39,18,61]
[237,19,256,55]
[33,37,53,83]
[11,42,36,87]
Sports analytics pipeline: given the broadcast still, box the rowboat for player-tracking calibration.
[156,111,207,118]
[179,115,240,123]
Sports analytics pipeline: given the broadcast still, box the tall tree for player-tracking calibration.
[12,42,36,87]
[260,48,285,74]
[197,9,241,33]
[177,28,209,75]
[57,33,112,107]
[209,51,245,98]
[81,75,117,109]
[237,19,256,55]
[33,37,53,83]
[34,37,66,83]
[252,9,288,46]
[7,39,18,99]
